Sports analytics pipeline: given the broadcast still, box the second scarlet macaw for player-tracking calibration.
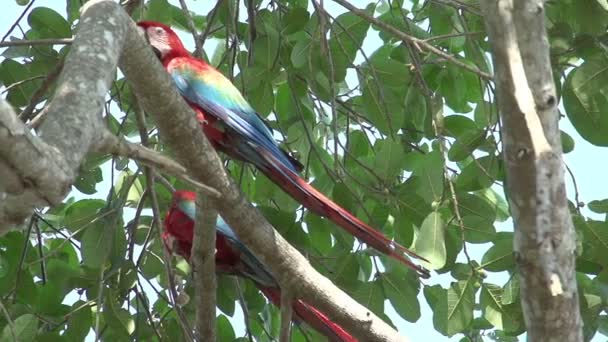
[138,21,429,278]
[163,190,356,342]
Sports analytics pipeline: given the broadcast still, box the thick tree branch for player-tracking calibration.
[108,1,409,340]
[0,0,123,228]
[480,0,582,341]
[192,195,217,341]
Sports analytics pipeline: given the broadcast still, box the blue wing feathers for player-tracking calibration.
[169,60,298,173]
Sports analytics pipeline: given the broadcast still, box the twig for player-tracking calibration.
[147,170,195,341]
[1,75,46,94]
[94,268,105,342]
[192,194,217,341]
[199,0,222,46]
[423,31,484,42]
[1,0,35,43]
[0,299,16,342]
[279,289,293,342]
[331,0,492,80]
[565,163,582,212]
[246,0,257,65]
[235,278,254,342]
[177,0,204,58]
[0,38,73,47]
[19,59,65,122]
[99,134,221,199]
[134,95,194,341]
[13,215,35,303]
[34,219,46,284]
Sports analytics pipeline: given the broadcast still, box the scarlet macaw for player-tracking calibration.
[163,190,357,342]
[138,21,429,278]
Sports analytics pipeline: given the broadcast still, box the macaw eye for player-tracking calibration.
[155,27,164,36]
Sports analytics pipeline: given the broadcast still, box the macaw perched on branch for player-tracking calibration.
[138,21,429,278]
[163,190,356,342]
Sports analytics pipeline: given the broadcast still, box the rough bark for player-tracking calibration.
[0,0,124,227]
[480,1,583,341]
[193,194,217,341]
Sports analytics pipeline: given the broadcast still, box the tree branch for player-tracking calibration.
[98,134,221,199]
[279,289,293,342]
[480,0,582,340]
[0,38,73,47]
[0,0,122,227]
[192,195,217,341]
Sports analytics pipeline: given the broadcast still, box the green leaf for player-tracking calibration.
[0,314,38,342]
[454,193,498,224]
[567,0,608,34]
[455,154,501,192]
[410,150,444,202]
[81,223,113,269]
[588,199,608,213]
[563,56,608,146]
[480,283,504,329]
[326,4,374,81]
[443,115,478,138]
[253,32,280,68]
[460,216,496,244]
[0,59,41,107]
[481,238,515,272]
[415,211,446,269]
[141,252,164,279]
[372,138,407,181]
[448,129,486,162]
[145,0,172,23]
[248,81,274,116]
[217,315,236,341]
[474,101,498,127]
[64,300,93,341]
[104,290,133,339]
[281,7,309,34]
[577,219,608,267]
[424,279,475,336]
[28,7,72,38]
[290,37,312,68]
[64,199,105,233]
[502,273,520,305]
[382,260,421,322]
[561,130,575,153]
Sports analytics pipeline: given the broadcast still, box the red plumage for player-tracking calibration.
[163,191,357,342]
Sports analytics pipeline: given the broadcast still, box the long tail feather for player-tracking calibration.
[260,287,357,342]
[255,147,430,278]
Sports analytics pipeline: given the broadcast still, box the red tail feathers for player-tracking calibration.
[260,287,357,342]
[258,148,430,278]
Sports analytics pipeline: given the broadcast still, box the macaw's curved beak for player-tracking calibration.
[136,25,162,60]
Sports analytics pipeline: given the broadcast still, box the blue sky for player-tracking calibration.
[1,0,607,341]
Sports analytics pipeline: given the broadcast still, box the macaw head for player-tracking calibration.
[137,21,187,59]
